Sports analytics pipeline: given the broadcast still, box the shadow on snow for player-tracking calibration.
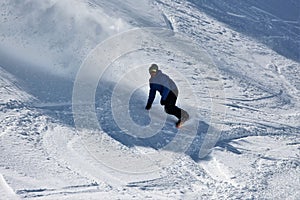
[1,60,238,161]
[95,81,223,161]
[187,0,300,62]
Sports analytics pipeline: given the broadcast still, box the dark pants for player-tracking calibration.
[164,90,184,120]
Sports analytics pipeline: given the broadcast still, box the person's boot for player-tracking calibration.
[176,111,189,128]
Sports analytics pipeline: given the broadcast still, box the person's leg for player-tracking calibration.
[164,91,189,127]
[164,91,182,119]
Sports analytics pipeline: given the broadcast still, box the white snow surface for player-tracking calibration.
[0,0,299,199]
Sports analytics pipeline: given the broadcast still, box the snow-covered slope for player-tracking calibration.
[0,0,299,199]
[187,0,300,62]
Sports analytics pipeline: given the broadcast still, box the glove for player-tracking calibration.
[145,103,151,110]
[160,99,166,105]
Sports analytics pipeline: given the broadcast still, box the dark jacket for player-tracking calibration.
[147,70,178,106]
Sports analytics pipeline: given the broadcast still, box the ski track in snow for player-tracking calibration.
[0,0,300,199]
[0,173,18,200]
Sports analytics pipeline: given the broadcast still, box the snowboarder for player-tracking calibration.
[145,64,189,128]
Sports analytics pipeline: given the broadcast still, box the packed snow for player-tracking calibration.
[0,0,299,199]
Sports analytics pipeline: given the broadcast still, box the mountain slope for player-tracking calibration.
[0,0,299,199]
[187,0,300,62]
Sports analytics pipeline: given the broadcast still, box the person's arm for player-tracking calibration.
[161,86,170,101]
[161,73,171,102]
[145,83,156,110]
